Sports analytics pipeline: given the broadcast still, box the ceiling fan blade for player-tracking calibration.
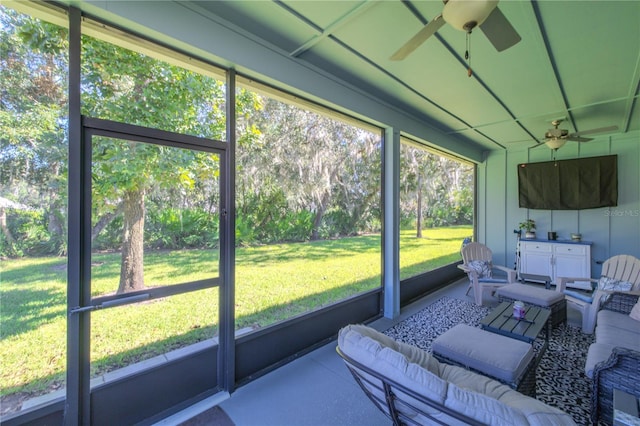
[571,125,618,137]
[479,7,521,52]
[566,136,593,143]
[390,15,446,61]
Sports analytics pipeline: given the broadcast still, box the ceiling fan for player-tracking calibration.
[390,0,521,61]
[533,119,619,150]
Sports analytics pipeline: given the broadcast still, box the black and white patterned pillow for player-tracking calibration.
[598,276,633,291]
[467,260,493,279]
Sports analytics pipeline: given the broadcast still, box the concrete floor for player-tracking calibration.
[169,278,581,426]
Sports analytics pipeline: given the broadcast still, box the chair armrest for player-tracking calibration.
[590,290,611,312]
[492,265,517,283]
[457,264,470,275]
[457,264,477,276]
[556,277,597,293]
[600,292,640,315]
[591,347,640,424]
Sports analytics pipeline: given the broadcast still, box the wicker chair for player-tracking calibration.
[459,242,517,306]
[590,292,640,425]
[556,254,640,333]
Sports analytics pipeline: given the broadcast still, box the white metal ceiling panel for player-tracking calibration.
[182,0,640,153]
[195,1,318,54]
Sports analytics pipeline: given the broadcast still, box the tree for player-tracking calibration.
[400,143,473,235]
[81,38,232,292]
[2,8,263,271]
[242,98,380,240]
[401,146,426,237]
[0,9,69,255]
[82,35,265,293]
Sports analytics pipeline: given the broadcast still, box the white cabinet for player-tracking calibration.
[519,240,592,290]
[520,241,553,278]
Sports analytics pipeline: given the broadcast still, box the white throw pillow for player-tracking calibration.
[467,260,493,279]
[630,301,640,321]
[598,276,633,291]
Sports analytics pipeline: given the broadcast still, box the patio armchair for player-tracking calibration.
[556,254,640,334]
[459,242,517,306]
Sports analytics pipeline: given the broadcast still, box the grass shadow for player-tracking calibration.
[1,227,471,405]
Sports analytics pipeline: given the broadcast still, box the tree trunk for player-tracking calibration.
[0,207,17,256]
[47,163,64,237]
[416,173,423,238]
[47,209,63,236]
[92,203,124,243]
[117,189,145,294]
[311,192,331,240]
[311,204,326,241]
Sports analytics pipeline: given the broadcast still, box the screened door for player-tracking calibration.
[66,117,230,424]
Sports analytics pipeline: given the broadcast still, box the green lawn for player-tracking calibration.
[0,226,470,401]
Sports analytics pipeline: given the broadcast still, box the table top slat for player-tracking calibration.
[481,302,550,344]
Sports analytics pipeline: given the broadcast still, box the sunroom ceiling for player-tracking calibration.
[187,0,640,152]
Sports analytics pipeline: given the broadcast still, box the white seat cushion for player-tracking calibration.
[598,309,640,333]
[497,283,564,306]
[432,324,535,383]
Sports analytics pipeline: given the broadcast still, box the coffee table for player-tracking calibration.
[480,301,551,347]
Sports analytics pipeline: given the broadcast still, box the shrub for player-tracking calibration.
[1,209,64,257]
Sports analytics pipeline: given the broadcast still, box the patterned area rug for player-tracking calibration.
[383,296,596,425]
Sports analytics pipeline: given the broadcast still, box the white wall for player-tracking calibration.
[479,131,640,277]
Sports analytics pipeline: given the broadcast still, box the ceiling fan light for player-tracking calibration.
[442,0,499,31]
[545,139,567,150]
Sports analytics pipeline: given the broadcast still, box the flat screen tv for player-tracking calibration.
[518,155,617,210]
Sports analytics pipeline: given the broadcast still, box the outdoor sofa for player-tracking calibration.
[585,292,640,425]
[337,324,576,425]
